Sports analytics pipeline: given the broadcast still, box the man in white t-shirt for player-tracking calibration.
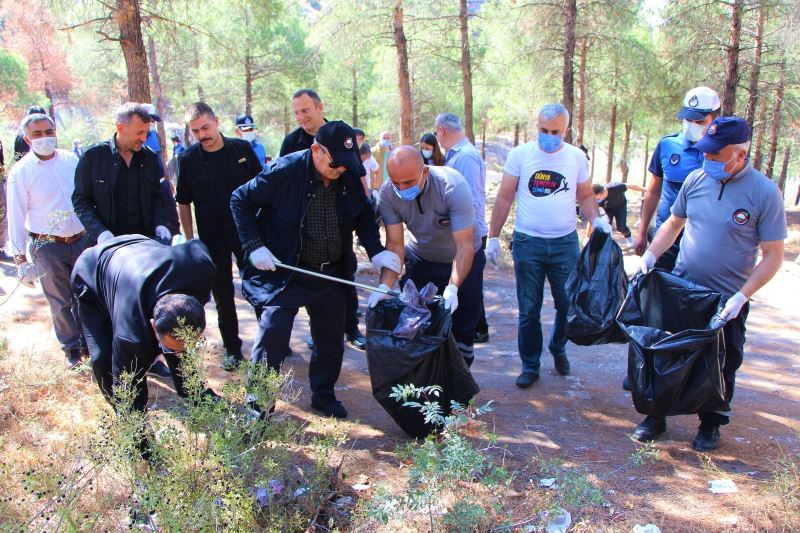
[487,103,611,388]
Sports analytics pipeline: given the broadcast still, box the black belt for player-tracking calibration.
[29,231,85,244]
[298,259,342,273]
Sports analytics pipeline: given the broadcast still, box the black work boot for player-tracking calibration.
[633,416,667,442]
[553,354,570,375]
[692,422,721,451]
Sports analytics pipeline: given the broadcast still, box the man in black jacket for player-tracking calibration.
[70,236,218,412]
[231,121,400,419]
[176,102,263,371]
[72,102,170,246]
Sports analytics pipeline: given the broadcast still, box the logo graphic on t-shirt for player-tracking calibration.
[528,170,569,197]
[732,209,750,225]
[670,154,680,165]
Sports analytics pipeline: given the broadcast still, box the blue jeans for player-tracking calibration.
[512,230,579,373]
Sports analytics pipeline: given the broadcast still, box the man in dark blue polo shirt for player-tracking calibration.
[231,121,400,419]
[634,86,720,269]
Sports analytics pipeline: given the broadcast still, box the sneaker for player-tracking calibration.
[147,360,171,378]
[346,329,366,350]
[633,415,666,442]
[474,331,490,344]
[515,371,539,388]
[311,399,348,419]
[66,351,83,368]
[553,354,570,375]
[692,422,721,451]
[221,352,243,371]
[622,376,631,391]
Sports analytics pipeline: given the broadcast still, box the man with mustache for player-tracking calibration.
[176,102,264,371]
[72,102,171,377]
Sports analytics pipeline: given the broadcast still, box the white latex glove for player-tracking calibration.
[249,246,278,271]
[486,237,501,266]
[171,234,187,246]
[17,262,36,288]
[371,250,402,274]
[368,284,393,308]
[155,225,171,241]
[97,230,114,244]
[443,284,459,313]
[637,250,656,275]
[719,291,747,322]
[592,216,612,234]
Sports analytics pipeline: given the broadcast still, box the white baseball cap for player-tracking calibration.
[677,86,720,120]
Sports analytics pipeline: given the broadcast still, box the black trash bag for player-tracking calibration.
[366,298,480,438]
[617,269,728,417]
[392,280,439,339]
[565,230,629,345]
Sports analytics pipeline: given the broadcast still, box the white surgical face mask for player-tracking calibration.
[30,136,57,156]
[682,120,705,143]
[241,131,256,142]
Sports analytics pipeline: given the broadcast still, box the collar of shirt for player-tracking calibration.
[726,160,754,183]
[680,133,699,152]
[446,136,470,160]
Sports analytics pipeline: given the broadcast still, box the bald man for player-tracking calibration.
[370,146,485,366]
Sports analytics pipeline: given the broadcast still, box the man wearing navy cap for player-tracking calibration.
[634,116,787,451]
[235,114,267,167]
[231,120,401,419]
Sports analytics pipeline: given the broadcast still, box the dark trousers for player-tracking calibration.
[344,250,359,335]
[401,246,485,364]
[605,202,631,238]
[206,228,245,355]
[251,265,347,404]
[476,236,489,335]
[33,235,89,356]
[699,303,749,426]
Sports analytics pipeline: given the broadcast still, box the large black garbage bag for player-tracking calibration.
[565,230,628,345]
[392,280,439,339]
[617,270,728,416]
[366,298,480,438]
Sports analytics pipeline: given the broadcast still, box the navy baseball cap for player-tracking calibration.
[315,121,362,173]
[236,114,256,130]
[692,116,751,154]
[142,103,162,122]
[677,86,720,121]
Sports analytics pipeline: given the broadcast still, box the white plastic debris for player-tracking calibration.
[539,477,557,488]
[545,507,571,533]
[294,486,310,497]
[352,483,370,491]
[633,524,662,533]
[708,479,738,494]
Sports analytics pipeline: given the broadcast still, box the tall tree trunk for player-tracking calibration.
[620,120,632,183]
[777,146,790,195]
[192,43,204,101]
[283,101,290,135]
[459,0,474,143]
[115,0,151,102]
[744,1,765,130]
[606,100,617,183]
[765,57,785,179]
[352,68,358,126]
[244,52,253,115]
[562,0,577,143]
[642,134,649,187]
[722,0,743,116]
[753,96,768,169]
[146,35,167,169]
[481,118,486,161]
[575,38,588,146]
[393,0,413,145]
[513,123,520,147]
[590,143,596,181]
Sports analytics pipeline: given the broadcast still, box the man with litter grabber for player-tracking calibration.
[231,120,401,420]
[633,116,786,451]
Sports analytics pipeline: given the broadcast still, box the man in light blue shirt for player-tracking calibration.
[436,113,490,343]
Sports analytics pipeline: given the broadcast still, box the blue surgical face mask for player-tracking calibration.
[421,149,433,159]
[538,132,562,153]
[392,171,423,201]
[702,154,736,181]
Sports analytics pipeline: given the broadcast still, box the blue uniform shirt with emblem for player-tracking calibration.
[647,131,704,229]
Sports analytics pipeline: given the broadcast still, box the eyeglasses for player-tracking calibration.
[318,145,341,169]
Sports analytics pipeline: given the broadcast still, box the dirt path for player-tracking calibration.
[1,226,798,530]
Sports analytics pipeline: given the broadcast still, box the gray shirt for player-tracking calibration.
[671,161,787,295]
[378,165,479,263]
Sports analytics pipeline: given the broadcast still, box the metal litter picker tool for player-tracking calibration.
[274,261,401,297]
